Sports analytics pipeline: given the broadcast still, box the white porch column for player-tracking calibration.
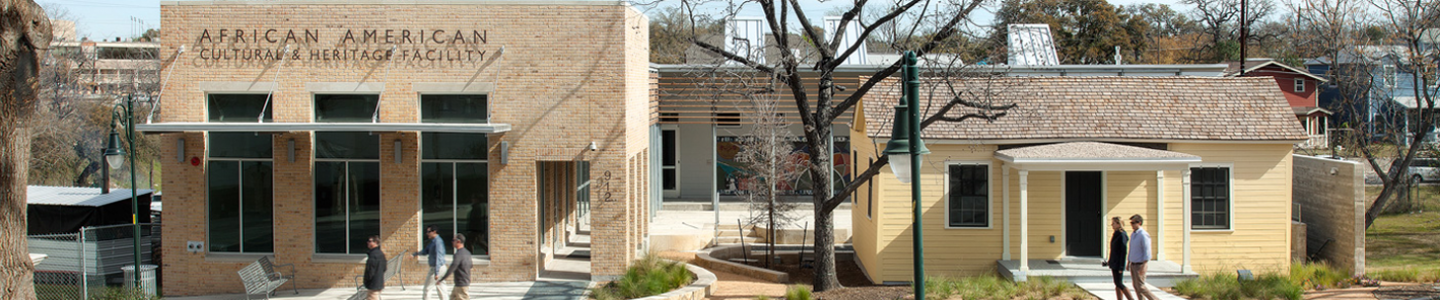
[1003,164,1011,260]
[1156,170,1165,261]
[1019,170,1029,273]
[1182,168,1193,273]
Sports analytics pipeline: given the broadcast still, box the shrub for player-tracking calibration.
[89,286,160,300]
[589,255,693,300]
[1173,272,1303,300]
[785,285,813,300]
[1291,262,1351,289]
[925,275,1088,300]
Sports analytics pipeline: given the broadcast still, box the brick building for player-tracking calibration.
[143,1,653,296]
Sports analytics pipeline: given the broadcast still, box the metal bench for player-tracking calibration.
[237,260,290,300]
[258,256,299,295]
[353,253,406,291]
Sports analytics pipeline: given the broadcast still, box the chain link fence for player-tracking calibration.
[29,223,161,300]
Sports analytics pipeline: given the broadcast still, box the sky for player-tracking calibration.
[40,0,1187,42]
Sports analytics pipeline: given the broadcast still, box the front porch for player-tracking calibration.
[997,258,1197,287]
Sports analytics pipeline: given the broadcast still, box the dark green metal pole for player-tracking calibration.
[905,51,924,300]
[127,95,142,288]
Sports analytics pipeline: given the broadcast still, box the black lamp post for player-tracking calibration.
[884,51,930,300]
[103,95,142,288]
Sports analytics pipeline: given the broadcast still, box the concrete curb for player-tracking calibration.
[695,245,788,283]
[633,260,717,300]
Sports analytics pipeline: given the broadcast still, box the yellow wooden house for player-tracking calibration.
[849,76,1308,285]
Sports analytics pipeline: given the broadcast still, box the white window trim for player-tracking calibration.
[943,160,993,229]
[1294,78,1305,93]
[1188,163,1236,232]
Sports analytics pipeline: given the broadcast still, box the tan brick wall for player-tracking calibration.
[158,2,649,296]
[1292,154,1365,276]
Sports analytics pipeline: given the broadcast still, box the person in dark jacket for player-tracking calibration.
[1102,217,1134,300]
[363,235,387,300]
[438,233,473,300]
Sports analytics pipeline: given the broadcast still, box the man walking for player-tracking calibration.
[438,234,473,300]
[363,236,386,300]
[414,226,447,300]
[1128,215,1159,300]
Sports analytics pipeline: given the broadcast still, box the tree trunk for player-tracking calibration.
[807,122,842,291]
[2,0,52,298]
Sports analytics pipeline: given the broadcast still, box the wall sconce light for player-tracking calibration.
[393,140,402,164]
[500,141,510,165]
[287,139,295,163]
[177,138,185,163]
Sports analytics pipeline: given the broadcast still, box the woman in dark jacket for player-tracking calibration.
[1104,216,1135,300]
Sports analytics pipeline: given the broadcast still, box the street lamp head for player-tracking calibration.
[105,131,126,169]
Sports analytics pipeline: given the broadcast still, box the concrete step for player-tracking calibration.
[716,229,754,237]
[715,236,762,244]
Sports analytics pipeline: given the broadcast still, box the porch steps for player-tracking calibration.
[997,259,1197,288]
[1076,283,1188,300]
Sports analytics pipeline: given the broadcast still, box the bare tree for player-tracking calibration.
[669,0,1015,290]
[0,0,52,298]
[1182,0,1276,61]
[730,71,804,268]
[1353,0,1439,227]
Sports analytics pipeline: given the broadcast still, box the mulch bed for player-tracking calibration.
[747,258,912,300]
[1374,284,1440,299]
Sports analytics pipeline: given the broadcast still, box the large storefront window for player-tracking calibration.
[207,94,275,253]
[314,132,381,254]
[420,94,489,256]
[207,133,274,253]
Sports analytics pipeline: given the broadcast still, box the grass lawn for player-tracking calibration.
[1365,186,1440,279]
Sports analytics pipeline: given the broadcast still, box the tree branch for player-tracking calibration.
[692,39,777,74]
[827,0,929,70]
[828,0,986,119]
[822,154,889,212]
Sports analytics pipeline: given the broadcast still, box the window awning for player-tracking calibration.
[995,142,1201,171]
[135,122,512,133]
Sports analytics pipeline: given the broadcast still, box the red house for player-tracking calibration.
[1227,59,1331,148]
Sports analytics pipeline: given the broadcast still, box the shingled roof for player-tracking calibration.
[862,76,1309,141]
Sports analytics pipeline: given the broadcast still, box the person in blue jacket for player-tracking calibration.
[414,225,447,300]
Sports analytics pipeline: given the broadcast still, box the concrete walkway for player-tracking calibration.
[167,279,591,300]
[1077,282,1188,300]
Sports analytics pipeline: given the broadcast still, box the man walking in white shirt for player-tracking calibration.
[1128,214,1159,300]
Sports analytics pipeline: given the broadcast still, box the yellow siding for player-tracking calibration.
[873,144,1010,282]
[1169,143,1294,274]
[849,106,882,283]
[1104,171,1160,259]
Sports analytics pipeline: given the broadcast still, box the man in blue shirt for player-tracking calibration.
[414,225,447,300]
[1128,214,1159,300]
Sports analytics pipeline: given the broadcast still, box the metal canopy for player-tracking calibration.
[135,122,512,133]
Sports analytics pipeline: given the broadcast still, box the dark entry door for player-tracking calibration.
[1065,171,1103,257]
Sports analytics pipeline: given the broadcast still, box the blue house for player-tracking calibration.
[1307,45,1439,144]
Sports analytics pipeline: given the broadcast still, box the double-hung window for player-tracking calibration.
[1190,167,1232,230]
[420,94,490,256]
[1294,78,1305,92]
[314,94,382,254]
[207,94,274,253]
[946,163,990,228]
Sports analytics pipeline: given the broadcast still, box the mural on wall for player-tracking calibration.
[716,136,851,196]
